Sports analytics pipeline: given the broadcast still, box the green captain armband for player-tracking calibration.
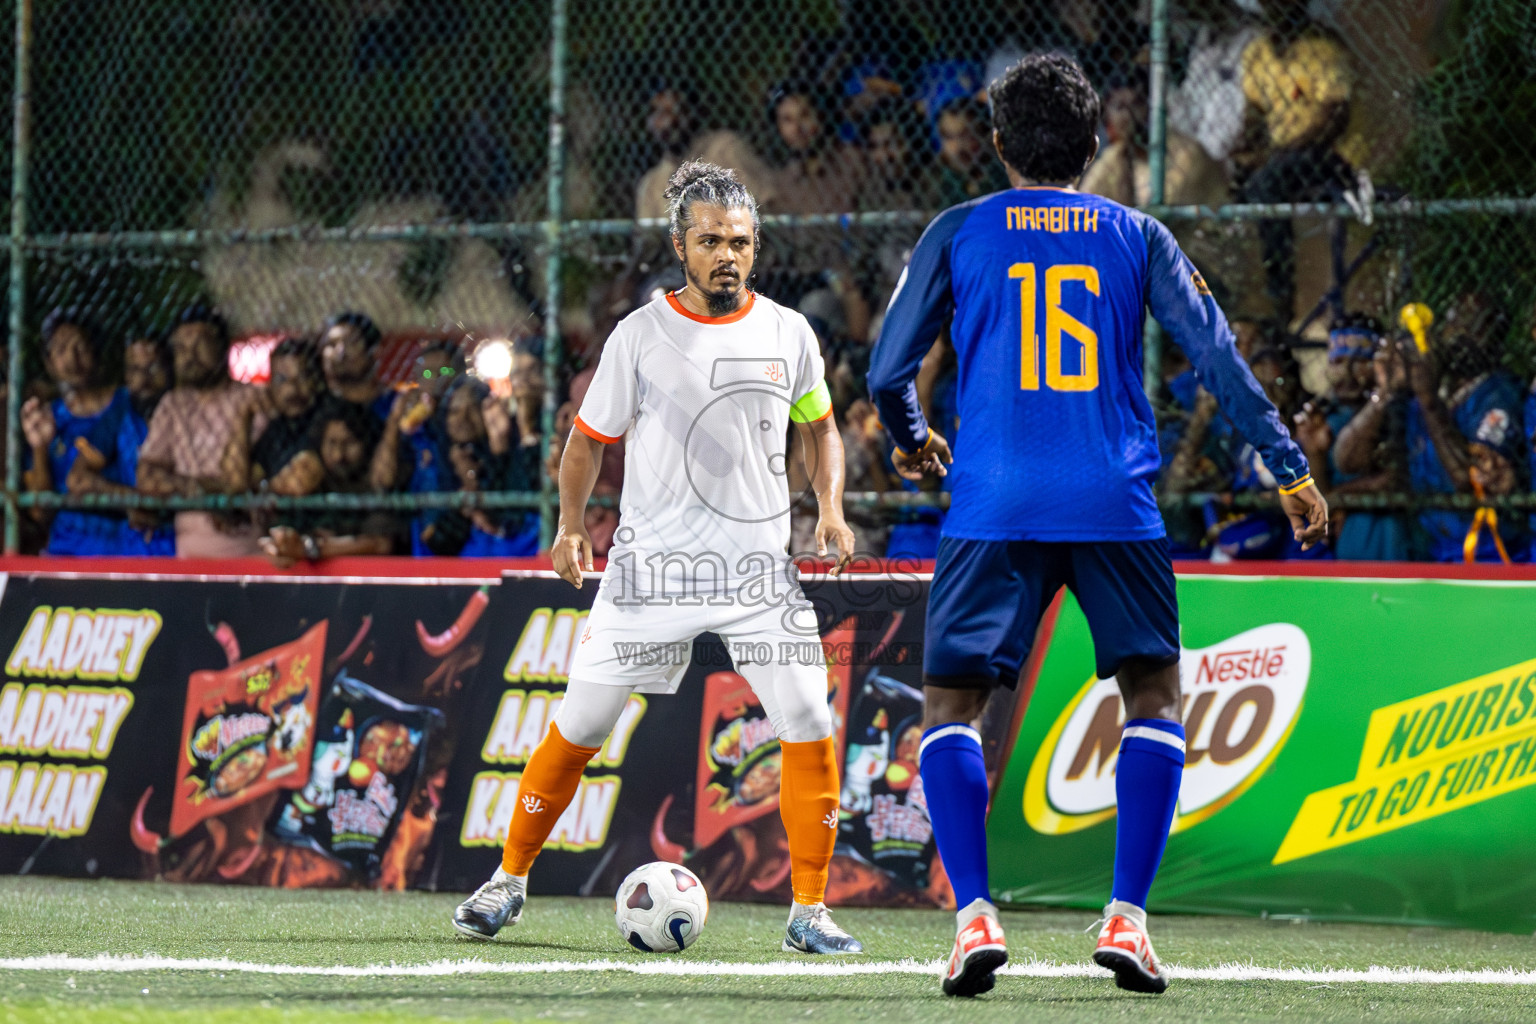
[788,380,833,423]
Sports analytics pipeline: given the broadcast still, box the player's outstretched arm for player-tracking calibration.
[794,414,856,576]
[552,430,602,588]
[1141,217,1327,548]
[868,206,967,459]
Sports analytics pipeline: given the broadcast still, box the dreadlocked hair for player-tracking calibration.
[664,159,760,245]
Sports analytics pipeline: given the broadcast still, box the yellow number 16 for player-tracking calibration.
[1009,262,1100,392]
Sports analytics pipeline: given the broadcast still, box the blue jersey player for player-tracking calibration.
[867,55,1327,998]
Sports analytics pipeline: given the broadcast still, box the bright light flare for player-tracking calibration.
[472,338,514,380]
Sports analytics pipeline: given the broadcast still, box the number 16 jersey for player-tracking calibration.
[867,186,1309,542]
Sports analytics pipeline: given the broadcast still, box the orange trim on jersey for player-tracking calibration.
[574,415,621,444]
[1012,185,1076,192]
[808,406,833,422]
[666,289,756,324]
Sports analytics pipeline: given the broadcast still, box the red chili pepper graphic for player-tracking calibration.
[211,622,241,666]
[129,787,163,853]
[328,615,372,675]
[416,587,490,658]
[216,839,264,880]
[650,794,687,864]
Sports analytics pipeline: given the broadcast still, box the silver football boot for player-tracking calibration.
[782,902,864,954]
[452,867,525,940]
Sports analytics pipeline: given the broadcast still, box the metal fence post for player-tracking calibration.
[1147,0,1169,207]
[540,0,568,550]
[1142,0,1170,400]
[6,0,31,555]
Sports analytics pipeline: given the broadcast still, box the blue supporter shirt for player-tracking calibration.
[461,521,540,557]
[1326,400,1408,562]
[371,390,396,427]
[868,187,1308,542]
[1323,403,1361,485]
[101,398,176,556]
[1407,373,1527,562]
[34,390,134,556]
[405,428,451,556]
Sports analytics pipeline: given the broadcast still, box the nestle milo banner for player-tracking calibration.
[990,573,1536,933]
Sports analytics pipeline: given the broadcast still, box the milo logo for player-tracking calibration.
[1023,624,1310,835]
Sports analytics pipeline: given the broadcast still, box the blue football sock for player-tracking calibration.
[918,723,991,911]
[1111,717,1186,910]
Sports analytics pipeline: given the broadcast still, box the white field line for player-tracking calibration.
[0,955,1533,985]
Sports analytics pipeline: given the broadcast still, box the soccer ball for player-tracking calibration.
[614,861,709,953]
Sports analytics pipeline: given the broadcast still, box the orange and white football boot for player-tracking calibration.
[942,899,1008,997]
[1091,901,1168,993]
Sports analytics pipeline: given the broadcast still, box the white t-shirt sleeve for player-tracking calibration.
[791,318,827,405]
[787,316,833,424]
[574,326,639,443]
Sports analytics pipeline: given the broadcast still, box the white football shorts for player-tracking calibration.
[566,573,832,743]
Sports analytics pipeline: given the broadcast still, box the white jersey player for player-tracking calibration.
[454,161,864,955]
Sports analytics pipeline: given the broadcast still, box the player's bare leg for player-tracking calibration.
[452,680,627,940]
[1091,658,1182,993]
[922,687,1008,997]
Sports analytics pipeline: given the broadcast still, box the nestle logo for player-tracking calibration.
[1194,646,1286,686]
[1029,623,1311,835]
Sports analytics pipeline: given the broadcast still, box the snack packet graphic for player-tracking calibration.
[169,622,326,839]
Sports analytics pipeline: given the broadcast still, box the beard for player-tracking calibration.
[705,287,740,316]
[177,362,226,390]
[685,261,746,316]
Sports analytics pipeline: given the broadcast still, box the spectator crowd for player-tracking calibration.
[1154,296,1534,564]
[20,307,543,563]
[13,0,1534,565]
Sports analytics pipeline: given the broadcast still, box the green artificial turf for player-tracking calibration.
[1,877,1534,1023]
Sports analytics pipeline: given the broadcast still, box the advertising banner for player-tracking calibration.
[989,574,1536,934]
[23,561,1530,928]
[430,573,973,907]
[0,565,985,909]
[0,573,490,888]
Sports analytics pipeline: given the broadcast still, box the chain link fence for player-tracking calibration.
[5,0,1535,562]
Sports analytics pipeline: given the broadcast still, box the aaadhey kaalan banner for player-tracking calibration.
[989,573,1536,934]
[0,572,485,887]
[0,566,977,909]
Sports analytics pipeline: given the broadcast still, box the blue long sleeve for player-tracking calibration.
[866,188,1293,542]
[1142,218,1310,489]
[867,205,971,452]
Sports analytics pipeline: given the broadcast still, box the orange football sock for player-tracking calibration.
[778,736,840,905]
[501,722,601,876]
